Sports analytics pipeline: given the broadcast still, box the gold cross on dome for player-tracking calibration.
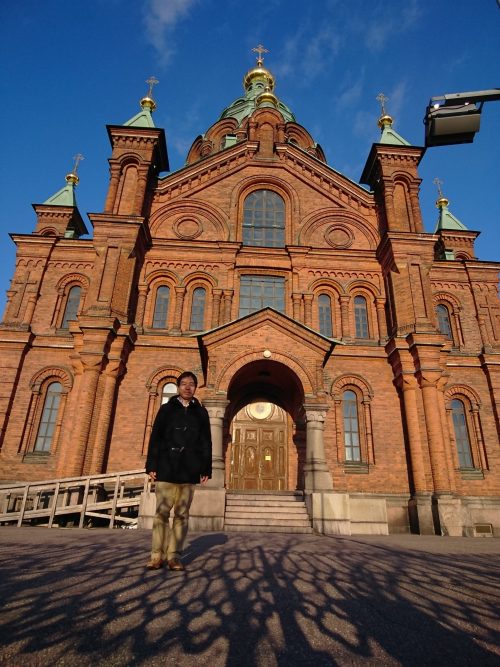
[433,177,444,198]
[376,92,389,115]
[252,44,269,65]
[72,153,84,174]
[146,75,159,97]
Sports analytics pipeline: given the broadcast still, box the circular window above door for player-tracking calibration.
[247,401,273,421]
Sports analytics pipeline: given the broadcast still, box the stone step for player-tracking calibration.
[224,491,312,534]
[225,503,307,514]
[226,498,305,506]
[224,524,314,534]
[227,493,303,501]
[225,516,311,527]
[226,510,308,520]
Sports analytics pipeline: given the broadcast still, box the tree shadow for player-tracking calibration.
[0,528,499,666]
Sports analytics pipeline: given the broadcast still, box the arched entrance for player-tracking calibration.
[224,359,305,492]
[229,400,287,490]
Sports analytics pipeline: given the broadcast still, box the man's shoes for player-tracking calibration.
[167,558,185,571]
[146,558,163,570]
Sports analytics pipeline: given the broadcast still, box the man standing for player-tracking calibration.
[145,371,212,571]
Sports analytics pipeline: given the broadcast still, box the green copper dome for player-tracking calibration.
[219,58,296,124]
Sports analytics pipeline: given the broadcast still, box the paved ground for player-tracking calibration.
[0,528,499,667]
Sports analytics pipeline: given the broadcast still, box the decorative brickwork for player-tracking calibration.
[1,68,499,535]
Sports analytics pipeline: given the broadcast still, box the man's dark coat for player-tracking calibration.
[146,395,212,484]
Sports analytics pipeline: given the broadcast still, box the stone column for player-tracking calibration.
[172,286,186,332]
[292,293,302,321]
[303,407,333,491]
[478,315,491,351]
[135,285,148,330]
[222,290,233,323]
[419,375,451,494]
[65,355,102,476]
[399,374,436,535]
[362,399,375,464]
[303,294,313,327]
[134,168,148,215]
[408,184,424,233]
[471,408,487,470]
[88,360,122,474]
[22,293,38,327]
[136,284,148,323]
[211,289,222,328]
[445,406,460,469]
[375,297,387,342]
[51,289,64,327]
[452,308,464,348]
[2,289,15,322]
[340,295,351,339]
[400,375,428,494]
[382,181,397,230]
[436,380,457,495]
[104,164,121,214]
[204,400,228,488]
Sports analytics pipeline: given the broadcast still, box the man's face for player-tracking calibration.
[178,377,196,401]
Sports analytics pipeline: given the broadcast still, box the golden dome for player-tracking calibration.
[140,95,157,112]
[436,196,449,209]
[377,113,393,129]
[256,87,278,108]
[65,172,79,185]
[243,64,275,91]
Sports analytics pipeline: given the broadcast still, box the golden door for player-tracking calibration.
[229,402,287,491]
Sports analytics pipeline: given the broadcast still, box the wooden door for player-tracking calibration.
[229,402,287,490]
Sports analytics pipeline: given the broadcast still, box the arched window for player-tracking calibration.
[318,294,333,337]
[343,390,361,462]
[354,296,369,339]
[161,382,177,405]
[152,286,170,328]
[190,287,206,330]
[34,382,62,452]
[451,399,474,468]
[436,304,452,338]
[243,190,285,248]
[61,286,81,328]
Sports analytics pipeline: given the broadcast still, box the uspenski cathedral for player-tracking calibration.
[1,49,499,536]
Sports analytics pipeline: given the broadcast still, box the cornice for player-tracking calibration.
[154,141,374,211]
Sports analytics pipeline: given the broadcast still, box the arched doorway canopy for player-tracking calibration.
[226,359,305,422]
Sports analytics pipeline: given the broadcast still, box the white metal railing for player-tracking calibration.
[0,469,148,528]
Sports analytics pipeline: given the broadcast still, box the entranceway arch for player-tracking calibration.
[224,359,305,491]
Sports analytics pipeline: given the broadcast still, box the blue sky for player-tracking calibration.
[1,0,499,316]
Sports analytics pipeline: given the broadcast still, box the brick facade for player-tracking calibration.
[1,65,499,536]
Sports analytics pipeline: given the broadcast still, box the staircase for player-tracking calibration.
[0,470,147,528]
[224,490,313,534]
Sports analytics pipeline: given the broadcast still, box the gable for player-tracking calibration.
[198,307,336,354]
[149,142,378,249]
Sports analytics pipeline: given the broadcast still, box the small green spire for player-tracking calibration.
[433,178,468,232]
[43,179,77,206]
[43,154,84,206]
[124,76,158,128]
[376,92,410,146]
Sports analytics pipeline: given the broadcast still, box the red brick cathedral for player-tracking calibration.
[1,54,499,536]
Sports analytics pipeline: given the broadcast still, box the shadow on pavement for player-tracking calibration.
[0,528,499,666]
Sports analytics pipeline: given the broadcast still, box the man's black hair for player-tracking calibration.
[177,371,198,388]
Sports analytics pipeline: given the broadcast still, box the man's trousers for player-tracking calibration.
[151,481,195,561]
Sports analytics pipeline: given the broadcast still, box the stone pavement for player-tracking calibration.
[0,528,499,667]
